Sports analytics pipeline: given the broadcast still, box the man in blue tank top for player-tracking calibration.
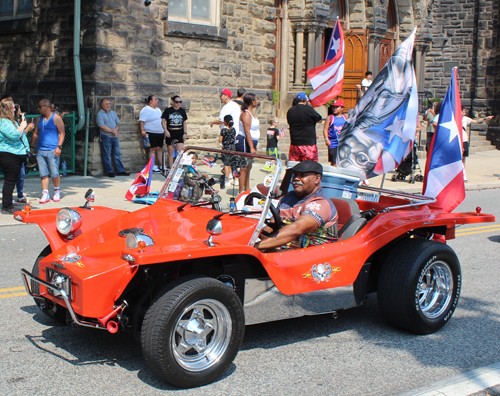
[30,99,66,203]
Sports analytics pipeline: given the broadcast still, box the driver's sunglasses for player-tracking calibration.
[175,100,182,103]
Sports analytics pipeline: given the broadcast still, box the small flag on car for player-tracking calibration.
[279,127,285,138]
[202,156,214,168]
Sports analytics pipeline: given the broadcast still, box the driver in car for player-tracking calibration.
[256,161,338,250]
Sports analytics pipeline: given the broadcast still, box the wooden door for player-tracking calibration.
[379,39,392,71]
[338,31,367,112]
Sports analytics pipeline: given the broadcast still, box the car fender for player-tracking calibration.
[16,206,130,252]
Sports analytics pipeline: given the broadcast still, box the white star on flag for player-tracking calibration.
[384,115,406,142]
[439,113,460,143]
[331,37,341,54]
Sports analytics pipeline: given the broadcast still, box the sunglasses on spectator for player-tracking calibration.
[38,105,47,109]
[174,100,182,103]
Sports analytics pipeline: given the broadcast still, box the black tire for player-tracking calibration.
[141,277,245,388]
[31,245,68,324]
[377,238,461,335]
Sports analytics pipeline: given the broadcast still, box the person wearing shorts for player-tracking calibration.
[286,92,322,162]
[30,99,65,204]
[162,95,188,169]
[266,117,281,159]
[323,100,347,166]
[139,95,164,172]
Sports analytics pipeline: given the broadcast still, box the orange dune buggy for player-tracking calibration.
[18,147,494,388]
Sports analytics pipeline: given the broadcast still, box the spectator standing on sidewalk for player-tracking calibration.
[323,100,346,166]
[286,92,322,162]
[139,95,164,173]
[30,99,65,204]
[210,88,241,136]
[237,93,261,193]
[266,117,281,159]
[96,98,130,178]
[0,99,29,214]
[162,95,188,169]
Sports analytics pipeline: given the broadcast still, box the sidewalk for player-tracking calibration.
[1,149,500,227]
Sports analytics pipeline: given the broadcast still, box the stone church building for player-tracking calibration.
[0,0,498,174]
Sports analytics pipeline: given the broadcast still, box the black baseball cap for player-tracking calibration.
[292,161,323,176]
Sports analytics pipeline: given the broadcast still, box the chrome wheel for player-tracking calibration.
[172,298,232,372]
[418,261,453,319]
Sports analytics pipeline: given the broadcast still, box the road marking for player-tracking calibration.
[0,292,27,299]
[456,224,500,232]
[400,361,500,396]
[456,227,500,236]
[0,286,25,293]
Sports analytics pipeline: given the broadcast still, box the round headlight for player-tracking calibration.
[56,208,82,235]
[125,232,154,249]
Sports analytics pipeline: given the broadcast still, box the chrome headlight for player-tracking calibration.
[125,232,155,249]
[46,268,72,300]
[56,208,82,235]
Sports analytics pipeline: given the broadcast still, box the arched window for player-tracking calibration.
[329,0,344,21]
[386,0,397,33]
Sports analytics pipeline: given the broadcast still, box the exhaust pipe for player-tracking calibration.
[106,321,119,334]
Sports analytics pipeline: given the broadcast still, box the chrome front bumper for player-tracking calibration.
[20,268,107,331]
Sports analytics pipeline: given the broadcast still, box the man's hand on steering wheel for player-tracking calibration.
[243,192,282,235]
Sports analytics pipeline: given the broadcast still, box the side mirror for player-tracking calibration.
[204,219,222,247]
[80,189,94,210]
[85,189,94,202]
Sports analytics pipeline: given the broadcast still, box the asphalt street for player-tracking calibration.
[0,189,499,395]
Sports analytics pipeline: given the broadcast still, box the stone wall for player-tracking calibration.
[423,0,498,114]
[0,0,78,114]
[79,0,279,174]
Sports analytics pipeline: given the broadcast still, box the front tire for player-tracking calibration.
[31,245,68,324]
[141,277,245,388]
[377,238,461,335]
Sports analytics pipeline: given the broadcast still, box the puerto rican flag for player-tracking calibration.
[422,67,465,212]
[125,155,154,201]
[307,18,344,108]
[202,156,214,168]
[279,127,285,138]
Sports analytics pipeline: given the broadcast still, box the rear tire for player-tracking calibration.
[141,277,245,388]
[377,238,461,335]
[31,245,68,324]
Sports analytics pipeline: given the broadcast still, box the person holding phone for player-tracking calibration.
[0,98,30,214]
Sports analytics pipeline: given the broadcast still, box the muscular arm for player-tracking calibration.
[54,115,66,157]
[30,117,40,151]
[256,215,319,249]
[323,117,331,146]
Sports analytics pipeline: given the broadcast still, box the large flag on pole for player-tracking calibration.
[125,155,154,201]
[307,18,344,107]
[337,27,418,180]
[422,67,465,212]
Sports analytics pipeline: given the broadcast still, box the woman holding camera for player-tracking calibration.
[0,99,30,214]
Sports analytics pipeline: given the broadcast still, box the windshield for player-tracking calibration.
[159,147,283,245]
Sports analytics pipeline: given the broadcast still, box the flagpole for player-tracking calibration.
[147,154,154,205]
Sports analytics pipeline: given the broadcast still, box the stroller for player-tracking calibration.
[391,144,424,183]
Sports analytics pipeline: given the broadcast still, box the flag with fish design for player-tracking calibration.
[336,28,418,180]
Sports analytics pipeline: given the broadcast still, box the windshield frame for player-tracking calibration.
[159,146,283,246]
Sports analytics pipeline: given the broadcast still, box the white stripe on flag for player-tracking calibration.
[309,57,343,90]
[309,64,345,100]
[424,160,464,198]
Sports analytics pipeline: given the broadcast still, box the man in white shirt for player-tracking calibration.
[210,88,241,135]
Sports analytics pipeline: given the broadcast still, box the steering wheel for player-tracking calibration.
[243,192,282,234]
